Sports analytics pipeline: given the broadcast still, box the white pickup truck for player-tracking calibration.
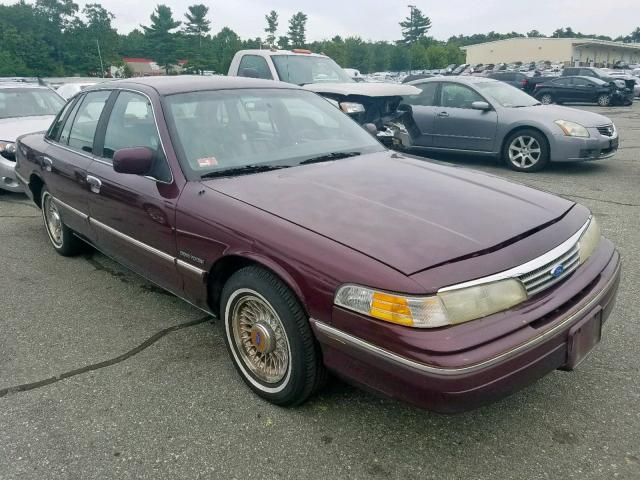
[228,49,419,142]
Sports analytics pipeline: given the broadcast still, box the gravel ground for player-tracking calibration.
[1,103,638,480]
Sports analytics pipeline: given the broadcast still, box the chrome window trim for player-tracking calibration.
[438,217,591,293]
[314,257,620,377]
[45,87,174,185]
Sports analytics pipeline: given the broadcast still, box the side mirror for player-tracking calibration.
[471,101,491,111]
[113,147,154,175]
[363,123,378,136]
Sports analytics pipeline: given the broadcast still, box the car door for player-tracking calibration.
[551,78,573,102]
[572,77,597,103]
[42,90,111,241]
[401,81,439,147]
[431,83,498,152]
[86,89,181,293]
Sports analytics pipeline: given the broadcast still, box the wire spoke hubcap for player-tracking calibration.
[509,136,541,168]
[231,293,290,384]
[43,194,63,247]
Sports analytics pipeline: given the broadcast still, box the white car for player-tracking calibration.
[56,82,98,100]
[0,82,65,193]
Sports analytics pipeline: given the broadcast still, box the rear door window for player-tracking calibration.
[66,91,110,154]
[440,83,484,109]
[238,55,273,80]
[404,82,438,106]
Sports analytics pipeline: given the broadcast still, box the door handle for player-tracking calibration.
[437,111,450,118]
[86,175,102,194]
[42,156,53,172]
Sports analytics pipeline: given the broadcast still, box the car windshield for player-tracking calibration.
[475,82,540,108]
[164,88,384,178]
[0,88,65,119]
[272,55,353,85]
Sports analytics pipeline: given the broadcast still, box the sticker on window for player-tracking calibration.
[197,156,218,168]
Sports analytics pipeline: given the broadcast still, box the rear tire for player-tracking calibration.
[221,265,326,406]
[503,129,550,172]
[41,187,85,256]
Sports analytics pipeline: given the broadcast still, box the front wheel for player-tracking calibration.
[503,130,550,172]
[597,94,611,107]
[41,187,85,256]
[539,93,554,105]
[221,266,326,406]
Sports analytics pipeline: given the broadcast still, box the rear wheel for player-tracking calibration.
[221,266,326,406]
[597,94,611,107]
[539,93,554,105]
[503,129,550,172]
[41,187,85,256]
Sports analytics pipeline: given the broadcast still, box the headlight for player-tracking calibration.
[339,102,365,114]
[335,279,527,328]
[555,120,589,138]
[0,141,16,160]
[578,216,601,264]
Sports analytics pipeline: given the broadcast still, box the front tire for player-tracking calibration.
[503,129,550,172]
[597,94,611,107]
[41,187,85,256]
[221,266,326,406]
[539,93,554,105]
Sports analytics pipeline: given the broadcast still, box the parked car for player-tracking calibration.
[56,82,98,100]
[395,77,619,172]
[562,67,635,95]
[0,81,65,193]
[15,76,621,412]
[534,76,633,106]
[227,49,419,144]
[606,71,640,97]
[486,71,545,93]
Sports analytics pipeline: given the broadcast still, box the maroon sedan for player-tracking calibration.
[14,77,621,412]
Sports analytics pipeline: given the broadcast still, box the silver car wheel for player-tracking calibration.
[508,136,542,169]
[42,193,63,248]
[540,94,553,105]
[598,95,611,107]
[230,290,291,385]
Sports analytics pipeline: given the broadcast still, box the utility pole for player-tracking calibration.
[407,4,415,73]
[96,39,105,78]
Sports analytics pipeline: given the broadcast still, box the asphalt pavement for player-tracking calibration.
[1,103,639,480]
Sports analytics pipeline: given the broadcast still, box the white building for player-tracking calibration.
[462,38,640,67]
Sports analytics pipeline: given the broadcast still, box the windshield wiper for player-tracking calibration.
[299,151,361,165]
[200,164,288,179]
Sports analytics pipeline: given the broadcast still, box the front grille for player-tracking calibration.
[597,125,615,137]
[518,244,580,296]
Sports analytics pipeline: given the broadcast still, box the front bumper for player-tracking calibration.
[551,129,619,162]
[313,242,621,413]
[0,155,22,193]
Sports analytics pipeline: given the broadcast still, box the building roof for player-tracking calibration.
[462,37,640,51]
[123,58,155,64]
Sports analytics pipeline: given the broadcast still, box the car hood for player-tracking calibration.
[203,152,574,275]
[516,105,613,127]
[0,115,55,141]
[303,82,420,98]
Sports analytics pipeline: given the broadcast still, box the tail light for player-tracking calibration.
[521,78,528,88]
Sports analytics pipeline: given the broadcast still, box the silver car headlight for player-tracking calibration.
[0,141,16,160]
[555,120,590,138]
[335,279,527,328]
[578,216,601,264]
[339,102,365,114]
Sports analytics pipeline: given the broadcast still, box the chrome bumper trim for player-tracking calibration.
[314,258,620,376]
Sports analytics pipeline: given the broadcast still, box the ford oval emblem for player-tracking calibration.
[550,264,565,278]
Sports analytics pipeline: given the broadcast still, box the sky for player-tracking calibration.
[2,0,638,41]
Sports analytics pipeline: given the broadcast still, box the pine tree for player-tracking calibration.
[142,4,181,74]
[399,7,431,45]
[184,4,211,48]
[287,12,307,48]
[264,10,278,48]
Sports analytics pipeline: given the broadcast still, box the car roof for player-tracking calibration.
[239,49,328,58]
[83,75,301,96]
[0,82,53,90]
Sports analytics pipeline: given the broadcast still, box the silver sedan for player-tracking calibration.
[394,76,619,172]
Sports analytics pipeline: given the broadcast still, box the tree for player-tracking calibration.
[287,12,307,48]
[400,7,431,45]
[142,5,181,74]
[264,10,278,48]
[277,35,290,50]
[184,4,210,47]
[527,30,543,38]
